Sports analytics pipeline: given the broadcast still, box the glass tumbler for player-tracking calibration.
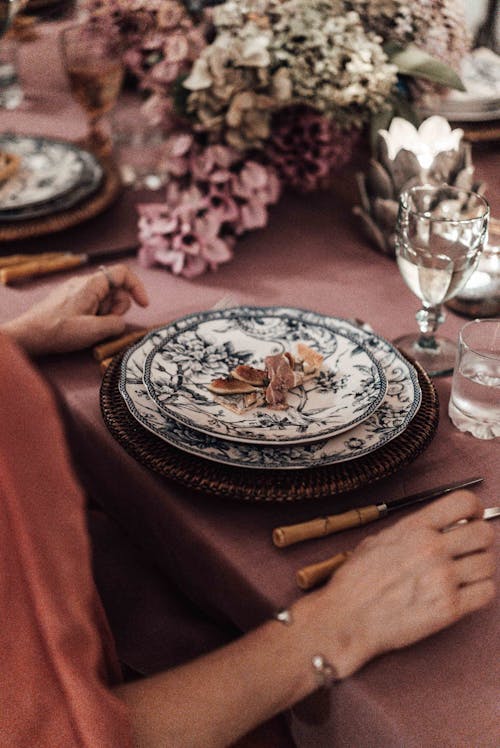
[448,318,500,439]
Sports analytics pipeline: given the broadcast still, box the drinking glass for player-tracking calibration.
[448,318,500,439]
[394,185,490,376]
[60,23,124,156]
[0,0,28,109]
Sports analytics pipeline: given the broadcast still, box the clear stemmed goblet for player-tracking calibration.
[60,23,124,157]
[394,185,490,376]
[0,0,28,109]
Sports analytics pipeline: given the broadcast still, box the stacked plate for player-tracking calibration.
[118,307,422,472]
[0,134,103,222]
[418,48,500,123]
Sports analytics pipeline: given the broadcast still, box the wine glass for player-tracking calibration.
[60,23,124,157]
[0,0,28,109]
[394,185,490,376]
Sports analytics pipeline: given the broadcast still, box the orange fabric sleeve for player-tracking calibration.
[0,333,132,747]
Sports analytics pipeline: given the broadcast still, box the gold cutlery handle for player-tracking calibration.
[296,551,351,590]
[0,254,86,285]
[0,252,63,269]
[92,328,149,362]
[273,505,381,548]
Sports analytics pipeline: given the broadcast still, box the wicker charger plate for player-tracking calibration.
[100,350,439,502]
[0,157,122,243]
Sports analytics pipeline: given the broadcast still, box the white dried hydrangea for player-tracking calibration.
[270,1,398,127]
[184,0,398,146]
[184,10,292,148]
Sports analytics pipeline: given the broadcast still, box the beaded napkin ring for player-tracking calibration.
[275,609,338,689]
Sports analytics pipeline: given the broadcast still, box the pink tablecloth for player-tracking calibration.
[1,22,499,748]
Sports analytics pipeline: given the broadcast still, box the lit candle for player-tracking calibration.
[378,115,464,175]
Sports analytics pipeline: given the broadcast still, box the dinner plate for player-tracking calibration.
[142,307,387,445]
[0,135,101,212]
[418,48,500,123]
[119,317,421,470]
[0,150,103,222]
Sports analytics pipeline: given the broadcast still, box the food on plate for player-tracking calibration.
[207,342,324,414]
[265,352,304,410]
[0,151,20,184]
[231,364,267,386]
[296,341,324,374]
[207,378,258,395]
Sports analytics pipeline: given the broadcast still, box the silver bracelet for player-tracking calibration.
[275,609,338,689]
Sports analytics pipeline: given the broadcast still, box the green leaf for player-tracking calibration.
[388,44,465,91]
[370,106,394,153]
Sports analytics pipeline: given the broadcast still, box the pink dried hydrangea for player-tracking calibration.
[268,106,360,193]
[83,0,207,126]
[138,135,281,277]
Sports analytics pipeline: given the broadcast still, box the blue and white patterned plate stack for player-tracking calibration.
[119,306,422,471]
[0,135,103,222]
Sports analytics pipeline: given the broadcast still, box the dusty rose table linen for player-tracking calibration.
[1,23,499,747]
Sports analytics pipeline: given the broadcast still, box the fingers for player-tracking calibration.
[109,289,132,316]
[454,550,496,586]
[98,264,149,308]
[443,518,495,558]
[405,490,482,532]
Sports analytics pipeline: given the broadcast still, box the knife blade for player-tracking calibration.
[296,504,499,590]
[272,477,484,548]
[0,244,139,285]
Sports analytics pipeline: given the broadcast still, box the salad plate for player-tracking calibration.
[0,135,95,211]
[0,149,103,222]
[142,307,387,445]
[119,315,421,470]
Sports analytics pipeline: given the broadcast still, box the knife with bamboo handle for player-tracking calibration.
[0,252,63,269]
[296,505,500,590]
[0,244,138,285]
[272,477,484,548]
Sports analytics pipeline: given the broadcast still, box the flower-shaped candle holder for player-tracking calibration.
[354,116,484,257]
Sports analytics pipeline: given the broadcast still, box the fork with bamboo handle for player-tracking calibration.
[296,506,500,590]
[296,551,352,590]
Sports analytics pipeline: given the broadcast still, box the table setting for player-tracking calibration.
[99,305,439,503]
[0,2,499,746]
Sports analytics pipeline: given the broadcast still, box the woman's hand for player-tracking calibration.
[295,490,496,679]
[2,264,149,356]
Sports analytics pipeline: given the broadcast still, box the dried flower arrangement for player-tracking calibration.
[83,0,470,277]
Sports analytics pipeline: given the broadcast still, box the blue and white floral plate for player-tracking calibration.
[0,135,103,218]
[142,307,387,445]
[119,314,421,470]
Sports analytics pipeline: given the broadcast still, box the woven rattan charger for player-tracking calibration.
[0,156,122,243]
[101,350,439,502]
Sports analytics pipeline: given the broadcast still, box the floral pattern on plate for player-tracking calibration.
[119,315,421,470]
[0,135,101,212]
[142,307,387,445]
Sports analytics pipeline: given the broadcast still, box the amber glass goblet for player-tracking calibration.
[60,23,124,156]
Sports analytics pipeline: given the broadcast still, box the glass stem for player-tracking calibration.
[415,304,445,350]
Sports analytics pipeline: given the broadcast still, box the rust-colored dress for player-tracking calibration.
[0,333,132,747]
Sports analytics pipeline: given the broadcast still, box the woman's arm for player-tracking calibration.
[116,489,495,748]
[1,264,149,355]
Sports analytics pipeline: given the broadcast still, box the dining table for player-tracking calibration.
[1,18,499,748]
